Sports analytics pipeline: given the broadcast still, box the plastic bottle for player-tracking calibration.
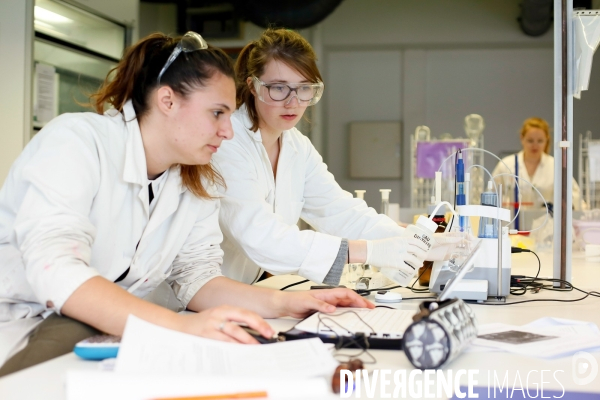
[355,190,366,200]
[380,189,391,216]
[381,215,439,286]
[478,181,499,238]
[418,201,448,286]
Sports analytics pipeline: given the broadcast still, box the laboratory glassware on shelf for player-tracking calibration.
[410,114,485,208]
[379,189,391,216]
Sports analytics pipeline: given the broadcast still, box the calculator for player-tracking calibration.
[73,335,121,360]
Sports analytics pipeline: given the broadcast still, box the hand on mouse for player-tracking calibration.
[273,288,375,319]
[178,305,274,344]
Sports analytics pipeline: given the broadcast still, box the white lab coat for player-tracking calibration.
[0,101,223,365]
[491,151,584,210]
[213,105,404,284]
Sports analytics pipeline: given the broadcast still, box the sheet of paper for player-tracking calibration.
[34,63,56,124]
[470,319,600,359]
[66,371,336,400]
[115,315,338,378]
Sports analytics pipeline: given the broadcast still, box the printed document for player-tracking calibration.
[115,315,338,378]
[470,317,600,358]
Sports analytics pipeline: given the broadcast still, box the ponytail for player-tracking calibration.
[90,32,235,199]
[90,33,171,115]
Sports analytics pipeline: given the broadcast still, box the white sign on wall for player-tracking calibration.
[34,63,56,125]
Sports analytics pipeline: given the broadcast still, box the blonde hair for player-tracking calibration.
[235,28,322,131]
[520,117,551,154]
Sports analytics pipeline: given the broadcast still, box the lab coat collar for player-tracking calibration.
[237,104,299,156]
[122,100,149,187]
[142,164,185,238]
[120,100,186,221]
[517,150,550,180]
[237,104,262,142]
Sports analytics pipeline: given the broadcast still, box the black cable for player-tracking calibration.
[474,276,600,306]
[409,267,430,293]
[465,246,600,305]
[280,279,309,291]
[509,247,542,295]
[316,311,377,364]
[354,284,402,295]
[402,296,438,300]
[352,282,436,301]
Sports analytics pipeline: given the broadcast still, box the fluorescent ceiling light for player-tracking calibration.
[34,6,72,24]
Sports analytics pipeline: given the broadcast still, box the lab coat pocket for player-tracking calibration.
[287,200,305,225]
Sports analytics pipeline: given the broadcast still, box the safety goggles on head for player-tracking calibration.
[252,76,324,106]
[157,31,208,85]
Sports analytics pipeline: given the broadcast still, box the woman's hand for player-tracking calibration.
[275,288,375,319]
[178,305,274,344]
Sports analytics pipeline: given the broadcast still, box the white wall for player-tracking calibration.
[0,0,33,187]
[139,2,177,38]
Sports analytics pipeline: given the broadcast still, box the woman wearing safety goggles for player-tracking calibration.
[213,29,461,286]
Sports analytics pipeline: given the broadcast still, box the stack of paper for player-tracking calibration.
[66,315,339,400]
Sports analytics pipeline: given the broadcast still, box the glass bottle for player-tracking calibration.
[417,207,447,287]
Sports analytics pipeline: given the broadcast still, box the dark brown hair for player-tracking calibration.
[520,117,551,154]
[90,32,235,198]
[235,28,322,131]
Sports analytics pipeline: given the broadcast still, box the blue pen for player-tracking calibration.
[456,150,466,232]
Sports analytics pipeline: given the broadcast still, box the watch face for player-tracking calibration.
[377,291,388,295]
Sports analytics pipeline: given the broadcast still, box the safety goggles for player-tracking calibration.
[252,76,324,106]
[157,31,208,85]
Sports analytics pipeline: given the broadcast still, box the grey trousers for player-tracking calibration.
[0,313,100,378]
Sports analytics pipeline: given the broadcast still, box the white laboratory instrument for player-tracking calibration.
[379,189,391,216]
[354,190,366,200]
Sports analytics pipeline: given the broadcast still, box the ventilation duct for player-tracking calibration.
[518,0,592,37]
[239,0,344,29]
[518,0,553,37]
[142,0,345,36]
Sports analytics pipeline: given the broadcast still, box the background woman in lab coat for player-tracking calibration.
[213,29,458,285]
[492,117,584,210]
[0,32,371,376]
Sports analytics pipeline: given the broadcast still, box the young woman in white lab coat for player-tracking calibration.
[213,29,458,285]
[0,32,371,375]
[492,117,584,211]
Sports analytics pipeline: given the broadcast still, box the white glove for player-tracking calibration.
[427,232,477,261]
[365,236,429,270]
